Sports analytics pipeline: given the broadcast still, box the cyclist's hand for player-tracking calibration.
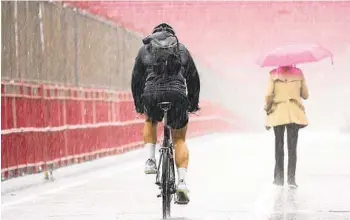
[136,113,143,119]
[135,107,144,114]
[190,111,200,116]
[188,104,200,113]
[135,101,144,114]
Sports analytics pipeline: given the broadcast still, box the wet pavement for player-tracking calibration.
[2,132,350,220]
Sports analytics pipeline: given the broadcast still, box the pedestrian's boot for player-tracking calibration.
[273,164,284,187]
[273,179,284,186]
[287,173,298,188]
[287,179,298,188]
[287,160,298,188]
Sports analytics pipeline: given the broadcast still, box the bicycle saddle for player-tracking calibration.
[158,102,172,111]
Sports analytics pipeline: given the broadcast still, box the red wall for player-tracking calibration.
[1,80,237,180]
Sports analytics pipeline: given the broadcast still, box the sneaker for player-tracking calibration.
[144,159,157,174]
[175,180,190,205]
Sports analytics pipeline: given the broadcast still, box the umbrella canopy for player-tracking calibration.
[256,44,333,67]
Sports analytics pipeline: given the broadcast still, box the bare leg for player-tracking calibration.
[172,124,189,169]
[143,118,157,144]
[143,117,158,174]
[172,124,190,204]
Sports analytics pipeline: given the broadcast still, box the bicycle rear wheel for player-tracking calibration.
[162,152,172,219]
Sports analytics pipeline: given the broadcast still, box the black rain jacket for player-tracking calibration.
[131,34,200,113]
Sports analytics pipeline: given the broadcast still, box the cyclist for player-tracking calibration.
[131,23,200,204]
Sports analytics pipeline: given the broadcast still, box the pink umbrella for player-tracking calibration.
[256,44,334,67]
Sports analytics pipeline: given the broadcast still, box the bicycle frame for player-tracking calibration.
[155,106,176,191]
[155,102,177,219]
[154,102,198,219]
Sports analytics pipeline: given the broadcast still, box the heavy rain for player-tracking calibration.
[1,1,350,220]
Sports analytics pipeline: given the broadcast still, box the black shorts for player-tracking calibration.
[141,92,189,129]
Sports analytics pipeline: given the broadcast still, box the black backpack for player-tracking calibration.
[143,31,183,76]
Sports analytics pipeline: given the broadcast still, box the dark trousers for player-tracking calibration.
[273,123,299,184]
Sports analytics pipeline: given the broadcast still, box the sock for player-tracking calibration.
[178,168,187,183]
[145,143,156,160]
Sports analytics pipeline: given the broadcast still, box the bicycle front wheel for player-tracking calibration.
[161,152,171,219]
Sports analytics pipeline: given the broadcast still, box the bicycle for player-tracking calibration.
[155,102,177,219]
[154,102,199,219]
[137,102,198,219]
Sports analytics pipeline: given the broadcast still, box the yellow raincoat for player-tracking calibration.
[264,67,309,128]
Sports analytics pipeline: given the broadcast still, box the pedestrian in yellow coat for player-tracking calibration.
[264,65,309,188]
